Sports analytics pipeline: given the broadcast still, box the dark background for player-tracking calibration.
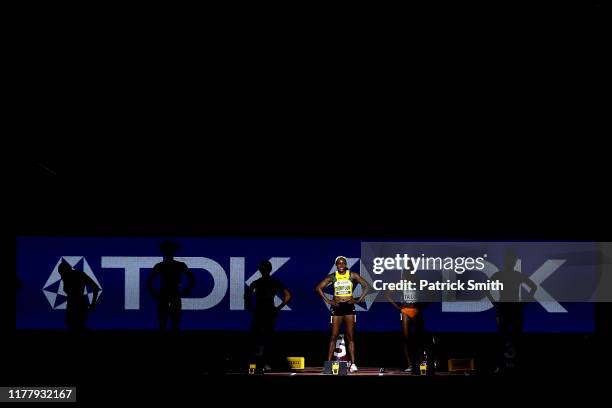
[4,1,608,404]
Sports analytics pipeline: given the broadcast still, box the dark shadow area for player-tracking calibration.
[0,330,606,404]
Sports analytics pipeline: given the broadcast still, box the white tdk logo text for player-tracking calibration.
[45,256,291,311]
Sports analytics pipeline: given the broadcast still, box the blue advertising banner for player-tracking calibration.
[16,237,594,332]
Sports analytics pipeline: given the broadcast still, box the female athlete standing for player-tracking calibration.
[316,256,370,372]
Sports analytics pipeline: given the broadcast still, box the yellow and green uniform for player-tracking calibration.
[330,270,356,316]
[333,270,353,297]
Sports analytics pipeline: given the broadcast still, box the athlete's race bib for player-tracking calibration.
[334,281,352,297]
[403,289,418,303]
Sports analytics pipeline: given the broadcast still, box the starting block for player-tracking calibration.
[323,361,350,375]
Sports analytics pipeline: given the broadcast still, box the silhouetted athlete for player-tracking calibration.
[487,249,537,372]
[58,260,100,331]
[244,260,291,371]
[147,241,196,331]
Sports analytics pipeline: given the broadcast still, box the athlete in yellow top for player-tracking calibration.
[315,256,371,372]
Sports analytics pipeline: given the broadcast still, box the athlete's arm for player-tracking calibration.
[182,264,196,296]
[521,274,537,299]
[351,272,371,304]
[82,272,100,309]
[316,276,337,306]
[383,290,403,311]
[276,287,292,311]
[244,282,255,312]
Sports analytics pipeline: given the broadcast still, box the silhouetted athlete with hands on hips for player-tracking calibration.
[58,259,100,331]
[147,241,196,331]
[245,260,292,371]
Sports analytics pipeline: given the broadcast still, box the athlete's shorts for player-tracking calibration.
[331,302,356,316]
